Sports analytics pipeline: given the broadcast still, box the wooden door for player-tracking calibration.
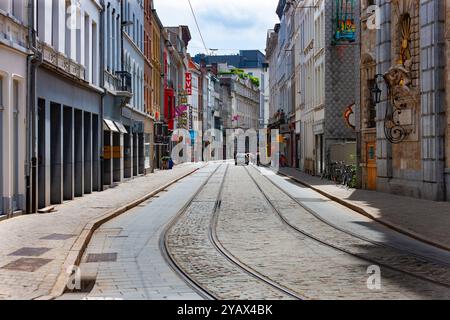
[366,142,377,190]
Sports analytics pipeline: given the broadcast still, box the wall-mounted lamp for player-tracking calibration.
[371,74,383,104]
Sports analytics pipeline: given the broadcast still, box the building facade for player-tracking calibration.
[143,0,155,173]
[31,0,103,212]
[151,9,166,169]
[194,50,269,129]
[268,0,358,174]
[187,57,201,160]
[358,0,378,191]
[163,26,191,154]
[266,25,280,125]
[358,0,449,201]
[217,64,260,131]
[0,0,192,216]
[0,1,29,216]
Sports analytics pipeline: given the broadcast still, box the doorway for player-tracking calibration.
[366,142,377,190]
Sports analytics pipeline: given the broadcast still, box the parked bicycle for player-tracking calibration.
[322,161,356,188]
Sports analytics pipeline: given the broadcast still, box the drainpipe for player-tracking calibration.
[120,1,124,73]
[99,0,106,191]
[25,0,41,214]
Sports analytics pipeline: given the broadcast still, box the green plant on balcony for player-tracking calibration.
[218,68,260,87]
[249,76,260,87]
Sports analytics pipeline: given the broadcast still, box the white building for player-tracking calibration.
[266,27,279,121]
[0,1,29,216]
[296,0,326,173]
[217,64,260,131]
[187,58,201,160]
[188,59,201,134]
[31,0,103,212]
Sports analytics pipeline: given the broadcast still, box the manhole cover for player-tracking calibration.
[8,247,51,257]
[86,253,117,263]
[2,258,52,272]
[40,233,76,240]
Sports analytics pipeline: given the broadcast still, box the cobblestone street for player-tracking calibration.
[48,162,450,300]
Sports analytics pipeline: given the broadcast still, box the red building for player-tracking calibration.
[163,50,175,131]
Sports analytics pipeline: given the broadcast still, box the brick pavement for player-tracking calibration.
[0,163,202,300]
[279,168,450,251]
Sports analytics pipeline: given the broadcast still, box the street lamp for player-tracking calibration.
[371,74,383,104]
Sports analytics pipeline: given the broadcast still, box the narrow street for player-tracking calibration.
[59,162,450,300]
[2,0,450,307]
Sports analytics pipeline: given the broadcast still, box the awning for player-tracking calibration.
[104,119,119,132]
[114,121,128,134]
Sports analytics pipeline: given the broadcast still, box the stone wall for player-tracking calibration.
[444,0,450,200]
[373,0,448,201]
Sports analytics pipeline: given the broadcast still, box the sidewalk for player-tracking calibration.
[279,167,450,251]
[0,163,203,300]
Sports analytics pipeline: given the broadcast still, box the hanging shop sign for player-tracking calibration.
[180,96,188,104]
[175,105,188,117]
[185,72,192,95]
[344,104,356,130]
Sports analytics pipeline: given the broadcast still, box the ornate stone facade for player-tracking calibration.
[360,0,449,201]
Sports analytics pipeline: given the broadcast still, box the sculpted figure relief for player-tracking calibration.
[383,62,417,110]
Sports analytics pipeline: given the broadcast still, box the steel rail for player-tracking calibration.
[209,164,306,300]
[244,165,450,290]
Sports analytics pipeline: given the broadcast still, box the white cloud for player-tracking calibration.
[153,0,280,55]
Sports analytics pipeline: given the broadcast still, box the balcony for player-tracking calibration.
[115,71,133,97]
[37,41,86,81]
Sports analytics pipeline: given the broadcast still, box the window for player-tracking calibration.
[84,13,90,81]
[51,0,59,48]
[12,0,23,21]
[92,22,98,85]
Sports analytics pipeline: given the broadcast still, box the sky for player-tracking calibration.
[153,0,280,57]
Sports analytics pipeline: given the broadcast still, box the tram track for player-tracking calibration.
[159,164,223,300]
[162,162,301,300]
[244,165,450,291]
[209,165,306,300]
[255,166,450,267]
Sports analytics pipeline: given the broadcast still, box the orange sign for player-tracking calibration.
[103,146,112,160]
